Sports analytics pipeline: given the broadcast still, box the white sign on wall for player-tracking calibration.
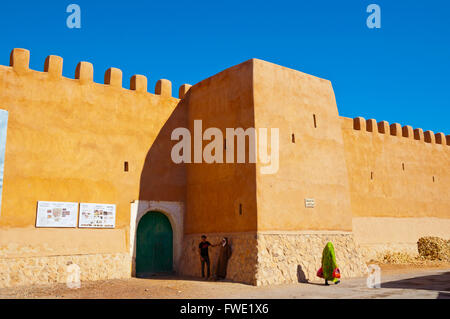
[305,198,315,208]
[36,201,79,227]
[78,203,116,228]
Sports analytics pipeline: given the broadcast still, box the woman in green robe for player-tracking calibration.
[321,242,340,285]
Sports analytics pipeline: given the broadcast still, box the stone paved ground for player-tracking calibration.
[0,264,449,299]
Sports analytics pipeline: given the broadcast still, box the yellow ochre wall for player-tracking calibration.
[0,47,448,262]
[0,48,186,257]
[342,116,449,219]
[253,59,353,232]
[341,116,450,254]
[185,60,258,234]
[185,58,449,237]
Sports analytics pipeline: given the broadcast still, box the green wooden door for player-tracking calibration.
[136,211,173,277]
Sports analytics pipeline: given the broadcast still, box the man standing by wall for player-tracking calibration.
[199,235,217,279]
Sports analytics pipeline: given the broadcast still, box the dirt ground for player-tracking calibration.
[1,262,449,299]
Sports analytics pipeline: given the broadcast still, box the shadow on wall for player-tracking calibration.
[138,98,188,203]
[132,95,189,277]
[297,265,308,283]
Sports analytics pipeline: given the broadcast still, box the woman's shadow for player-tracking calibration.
[297,265,325,286]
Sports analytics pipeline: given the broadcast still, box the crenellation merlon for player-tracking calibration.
[44,55,63,78]
[353,117,366,130]
[10,48,30,74]
[104,67,122,88]
[402,125,413,139]
[435,133,445,145]
[366,119,377,132]
[424,130,435,144]
[414,128,424,141]
[377,121,389,134]
[75,61,94,84]
[155,79,172,97]
[179,84,192,99]
[390,123,401,136]
[130,75,147,92]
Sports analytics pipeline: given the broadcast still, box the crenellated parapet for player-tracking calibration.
[4,48,193,100]
[352,116,449,146]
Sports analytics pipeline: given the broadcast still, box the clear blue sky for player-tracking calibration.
[0,1,448,133]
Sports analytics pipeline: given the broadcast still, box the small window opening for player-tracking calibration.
[402,163,405,171]
[370,171,373,180]
[292,133,295,143]
[124,161,129,172]
[239,203,242,215]
[313,114,317,128]
[432,176,435,182]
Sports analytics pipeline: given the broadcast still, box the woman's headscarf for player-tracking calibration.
[222,237,228,247]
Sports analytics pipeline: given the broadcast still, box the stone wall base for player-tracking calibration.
[179,232,258,285]
[0,252,131,288]
[256,232,368,286]
[179,231,368,286]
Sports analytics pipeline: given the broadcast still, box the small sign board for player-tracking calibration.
[78,203,116,228]
[36,201,78,227]
[304,198,315,208]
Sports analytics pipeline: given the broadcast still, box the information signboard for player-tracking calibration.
[78,203,116,228]
[36,201,78,227]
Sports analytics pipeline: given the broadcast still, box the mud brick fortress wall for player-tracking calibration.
[342,116,450,259]
[0,48,186,287]
[0,49,449,287]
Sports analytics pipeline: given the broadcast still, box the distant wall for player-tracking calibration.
[342,116,450,257]
[342,116,450,219]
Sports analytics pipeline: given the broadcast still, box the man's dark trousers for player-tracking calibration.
[201,255,210,278]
